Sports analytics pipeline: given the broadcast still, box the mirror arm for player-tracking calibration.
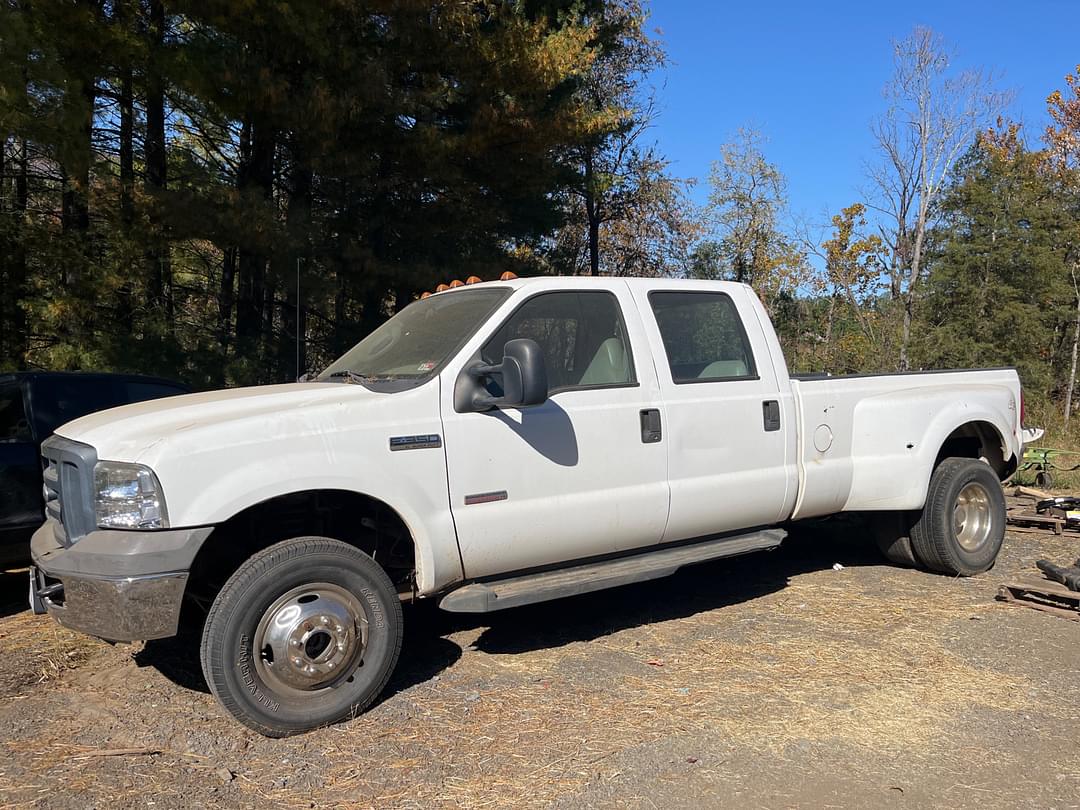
[469,362,502,378]
[466,362,503,411]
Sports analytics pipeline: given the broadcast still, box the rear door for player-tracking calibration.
[441,283,670,578]
[630,284,797,542]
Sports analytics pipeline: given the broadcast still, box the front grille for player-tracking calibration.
[42,461,62,526]
[40,436,98,545]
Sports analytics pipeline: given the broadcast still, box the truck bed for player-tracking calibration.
[789,367,1022,519]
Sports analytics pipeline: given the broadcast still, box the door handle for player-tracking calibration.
[762,400,781,432]
[640,409,662,443]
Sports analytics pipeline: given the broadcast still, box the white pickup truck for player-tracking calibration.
[30,277,1026,736]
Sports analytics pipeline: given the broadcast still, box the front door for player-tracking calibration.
[441,284,670,579]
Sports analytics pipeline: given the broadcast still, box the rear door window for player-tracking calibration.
[649,291,758,383]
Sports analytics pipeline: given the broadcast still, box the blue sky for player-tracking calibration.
[646,0,1078,231]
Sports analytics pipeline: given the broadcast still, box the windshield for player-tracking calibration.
[318,287,511,385]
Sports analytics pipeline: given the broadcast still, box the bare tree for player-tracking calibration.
[1045,67,1080,425]
[696,128,811,315]
[867,26,1011,370]
[565,0,665,276]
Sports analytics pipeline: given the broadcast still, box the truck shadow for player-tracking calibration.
[113,521,890,708]
[135,626,465,705]
[403,519,888,660]
[0,568,29,618]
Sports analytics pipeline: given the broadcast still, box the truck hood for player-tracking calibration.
[54,382,381,463]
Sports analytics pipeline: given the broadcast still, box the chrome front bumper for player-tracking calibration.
[30,520,213,643]
[30,564,187,642]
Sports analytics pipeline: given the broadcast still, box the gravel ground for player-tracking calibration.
[0,521,1078,810]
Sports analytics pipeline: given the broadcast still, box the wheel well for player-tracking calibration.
[935,421,1016,481]
[184,490,416,618]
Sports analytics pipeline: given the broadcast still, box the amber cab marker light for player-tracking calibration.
[420,291,432,299]
[449,279,464,288]
[435,283,449,292]
[465,276,481,285]
[500,271,518,281]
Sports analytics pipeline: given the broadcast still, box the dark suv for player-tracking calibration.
[0,372,190,566]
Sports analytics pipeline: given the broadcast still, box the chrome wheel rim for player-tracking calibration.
[953,482,993,552]
[253,582,368,694]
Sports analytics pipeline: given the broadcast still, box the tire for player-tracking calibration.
[1035,470,1054,490]
[199,536,403,737]
[871,511,920,568]
[910,458,1006,576]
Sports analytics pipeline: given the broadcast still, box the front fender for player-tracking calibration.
[133,383,461,595]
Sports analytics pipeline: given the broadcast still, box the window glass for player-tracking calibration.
[482,292,635,391]
[0,383,31,442]
[649,292,757,382]
[30,377,189,437]
[30,378,121,438]
[320,288,510,383]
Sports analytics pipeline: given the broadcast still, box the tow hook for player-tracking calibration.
[28,567,62,615]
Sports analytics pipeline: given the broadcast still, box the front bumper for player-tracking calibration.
[30,520,213,642]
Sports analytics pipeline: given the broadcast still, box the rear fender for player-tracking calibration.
[844,385,1016,511]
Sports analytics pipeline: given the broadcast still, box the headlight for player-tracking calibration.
[93,461,169,529]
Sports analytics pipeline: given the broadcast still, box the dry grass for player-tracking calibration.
[295,573,1043,808]
[0,610,104,697]
[2,528,1077,810]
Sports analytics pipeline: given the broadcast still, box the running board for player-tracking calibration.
[439,528,785,613]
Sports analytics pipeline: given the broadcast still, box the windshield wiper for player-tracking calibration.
[305,370,417,385]
[322,370,377,385]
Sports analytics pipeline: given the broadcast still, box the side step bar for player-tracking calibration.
[439,528,785,613]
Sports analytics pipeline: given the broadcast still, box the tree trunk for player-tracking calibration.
[1065,266,1080,430]
[117,0,134,226]
[584,150,600,276]
[116,1,135,335]
[333,269,349,355]
[898,290,914,372]
[144,0,170,323]
[14,140,27,360]
[824,290,836,345]
[56,18,97,357]
[235,118,275,350]
[218,247,236,356]
[60,80,95,245]
[277,140,312,379]
[2,138,29,366]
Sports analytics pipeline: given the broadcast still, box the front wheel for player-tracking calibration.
[910,458,1006,576]
[200,537,403,737]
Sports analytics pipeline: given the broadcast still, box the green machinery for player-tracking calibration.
[1019,446,1080,490]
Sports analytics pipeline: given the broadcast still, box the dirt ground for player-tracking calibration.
[0,522,1078,810]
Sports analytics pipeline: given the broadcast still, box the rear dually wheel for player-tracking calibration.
[910,457,1006,576]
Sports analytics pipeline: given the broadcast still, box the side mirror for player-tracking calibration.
[465,338,548,411]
